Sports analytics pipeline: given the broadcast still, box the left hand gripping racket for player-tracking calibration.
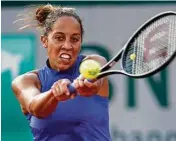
[68,11,176,94]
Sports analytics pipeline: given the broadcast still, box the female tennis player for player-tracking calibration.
[12,4,111,141]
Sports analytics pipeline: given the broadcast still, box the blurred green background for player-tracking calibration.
[2,34,36,140]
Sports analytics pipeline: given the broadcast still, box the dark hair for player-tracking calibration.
[15,4,84,37]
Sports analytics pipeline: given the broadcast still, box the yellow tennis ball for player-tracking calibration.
[130,53,136,60]
[79,59,101,79]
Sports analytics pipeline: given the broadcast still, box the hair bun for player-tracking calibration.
[35,4,55,27]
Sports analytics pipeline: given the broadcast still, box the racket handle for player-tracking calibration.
[67,83,77,94]
[67,79,93,94]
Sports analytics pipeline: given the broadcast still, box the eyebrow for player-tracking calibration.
[53,32,64,35]
[72,33,81,36]
[53,32,81,36]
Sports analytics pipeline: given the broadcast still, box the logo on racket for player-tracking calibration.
[144,23,169,63]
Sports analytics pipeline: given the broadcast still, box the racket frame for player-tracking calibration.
[97,11,176,79]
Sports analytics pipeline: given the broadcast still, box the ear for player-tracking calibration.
[40,35,48,48]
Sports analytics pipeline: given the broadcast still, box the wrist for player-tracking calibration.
[50,89,60,102]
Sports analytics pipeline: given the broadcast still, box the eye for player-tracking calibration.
[54,36,65,41]
[71,37,80,43]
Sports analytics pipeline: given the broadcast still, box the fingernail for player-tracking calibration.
[66,92,70,96]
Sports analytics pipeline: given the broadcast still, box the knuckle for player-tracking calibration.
[62,79,70,85]
[78,75,84,80]
[64,79,70,82]
[53,82,57,86]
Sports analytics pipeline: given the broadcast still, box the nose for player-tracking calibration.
[62,40,72,50]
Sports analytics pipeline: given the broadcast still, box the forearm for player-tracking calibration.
[28,90,58,118]
[97,77,109,97]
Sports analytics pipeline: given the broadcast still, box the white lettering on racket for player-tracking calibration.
[143,23,168,62]
[150,31,166,42]
[143,18,169,39]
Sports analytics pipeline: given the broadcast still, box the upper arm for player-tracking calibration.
[84,54,109,97]
[12,72,41,112]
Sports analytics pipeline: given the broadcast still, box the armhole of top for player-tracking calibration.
[79,54,87,64]
[36,69,43,92]
[29,69,42,92]
[78,54,87,69]
[81,54,87,59]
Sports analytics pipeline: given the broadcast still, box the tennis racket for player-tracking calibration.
[68,11,176,93]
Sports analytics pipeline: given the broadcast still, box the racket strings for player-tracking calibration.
[168,15,176,55]
[138,20,169,73]
[123,14,176,75]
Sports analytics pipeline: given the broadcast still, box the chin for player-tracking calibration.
[58,62,74,71]
[57,58,77,71]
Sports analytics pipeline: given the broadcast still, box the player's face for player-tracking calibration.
[42,16,82,71]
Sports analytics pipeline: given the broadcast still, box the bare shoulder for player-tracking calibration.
[12,70,41,95]
[83,54,107,66]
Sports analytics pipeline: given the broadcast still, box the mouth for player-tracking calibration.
[59,53,72,61]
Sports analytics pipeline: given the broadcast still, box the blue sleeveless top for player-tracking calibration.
[26,55,111,141]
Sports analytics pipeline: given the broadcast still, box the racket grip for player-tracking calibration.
[87,79,93,82]
[67,79,93,94]
[67,83,77,94]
